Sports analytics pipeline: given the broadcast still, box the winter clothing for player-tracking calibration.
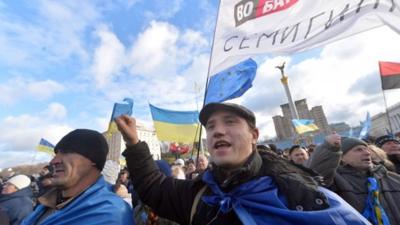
[0,187,33,225]
[308,141,400,225]
[5,175,31,191]
[21,176,134,225]
[123,141,370,225]
[54,129,109,171]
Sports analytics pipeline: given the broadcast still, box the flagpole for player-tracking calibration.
[382,90,394,134]
[196,0,222,162]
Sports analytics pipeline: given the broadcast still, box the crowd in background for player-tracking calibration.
[0,112,400,224]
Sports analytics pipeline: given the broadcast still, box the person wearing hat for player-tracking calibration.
[375,134,400,174]
[21,129,134,225]
[308,133,400,225]
[0,174,33,225]
[116,102,369,225]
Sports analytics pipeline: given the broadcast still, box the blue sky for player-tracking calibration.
[1,0,400,168]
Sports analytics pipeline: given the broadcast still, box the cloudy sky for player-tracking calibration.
[1,0,400,168]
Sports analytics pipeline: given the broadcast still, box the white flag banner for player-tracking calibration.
[210,0,400,75]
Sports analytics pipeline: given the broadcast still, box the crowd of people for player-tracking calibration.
[0,102,400,225]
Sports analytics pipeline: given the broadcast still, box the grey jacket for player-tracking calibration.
[307,141,400,225]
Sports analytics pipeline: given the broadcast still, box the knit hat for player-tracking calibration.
[341,137,367,155]
[199,103,256,128]
[6,174,31,190]
[375,134,400,148]
[54,129,109,171]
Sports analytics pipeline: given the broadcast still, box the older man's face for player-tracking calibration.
[381,140,400,155]
[49,152,95,191]
[342,145,372,170]
[205,110,258,169]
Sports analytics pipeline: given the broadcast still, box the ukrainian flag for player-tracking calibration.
[292,119,319,134]
[107,98,134,136]
[36,138,55,156]
[149,104,200,144]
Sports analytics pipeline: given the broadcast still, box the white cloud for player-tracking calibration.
[0,77,64,104]
[240,26,400,138]
[91,25,126,87]
[0,103,72,168]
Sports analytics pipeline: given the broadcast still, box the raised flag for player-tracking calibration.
[379,61,400,90]
[359,112,371,139]
[36,138,55,156]
[149,104,200,144]
[292,119,319,134]
[210,1,400,75]
[205,58,257,104]
[107,98,134,136]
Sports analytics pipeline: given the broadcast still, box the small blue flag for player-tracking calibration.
[359,112,371,139]
[36,138,55,155]
[205,58,257,104]
[107,98,134,135]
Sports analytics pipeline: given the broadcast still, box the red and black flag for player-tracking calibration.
[379,61,400,90]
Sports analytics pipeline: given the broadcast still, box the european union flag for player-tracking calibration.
[107,98,134,136]
[205,58,257,104]
[359,112,371,139]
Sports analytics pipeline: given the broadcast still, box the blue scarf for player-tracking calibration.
[21,176,134,225]
[202,171,371,225]
[362,177,391,225]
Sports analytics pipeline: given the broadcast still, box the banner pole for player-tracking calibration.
[196,0,222,163]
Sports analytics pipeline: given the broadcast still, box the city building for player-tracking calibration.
[370,102,400,137]
[273,99,330,140]
[103,121,161,163]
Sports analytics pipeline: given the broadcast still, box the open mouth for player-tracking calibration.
[214,140,231,149]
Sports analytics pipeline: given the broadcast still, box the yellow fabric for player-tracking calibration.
[36,145,55,156]
[106,121,118,136]
[294,124,319,134]
[153,121,200,144]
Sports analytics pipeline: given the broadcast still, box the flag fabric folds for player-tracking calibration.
[210,0,400,75]
[36,138,55,155]
[149,104,200,144]
[379,61,400,90]
[107,98,134,136]
[292,119,319,134]
[205,58,257,104]
[359,112,371,139]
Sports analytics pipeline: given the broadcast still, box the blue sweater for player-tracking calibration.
[0,187,33,225]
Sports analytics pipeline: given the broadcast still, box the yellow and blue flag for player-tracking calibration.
[149,104,200,144]
[107,98,134,136]
[292,119,319,134]
[205,58,257,104]
[36,138,55,156]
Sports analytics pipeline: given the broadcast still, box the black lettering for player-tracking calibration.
[389,0,396,12]
[239,36,250,49]
[224,36,238,52]
[281,23,300,44]
[340,4,350,21]
[374,0,380,9]
[304,12,325,39]
[356,0,365,13]
[325,4,349,30]
[256,31,279,47]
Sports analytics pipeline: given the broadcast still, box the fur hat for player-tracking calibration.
[54,129,109,171]
[7,174,31,190]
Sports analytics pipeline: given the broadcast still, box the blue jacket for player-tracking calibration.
[21,176,135,225]
[0,187,33,225]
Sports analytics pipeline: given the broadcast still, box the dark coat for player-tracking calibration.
[0,187,33,225]
[123,142,331,225]
[308,141,400,225]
